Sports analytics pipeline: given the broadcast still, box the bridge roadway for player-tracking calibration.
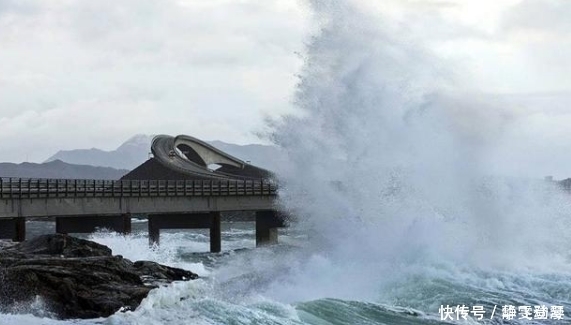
[0,177,282,252]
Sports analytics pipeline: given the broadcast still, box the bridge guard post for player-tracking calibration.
[256,210,285,246]
[210,211,221,253]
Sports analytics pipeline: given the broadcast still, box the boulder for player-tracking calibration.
[4,234,112,257]
[0,234,198,319]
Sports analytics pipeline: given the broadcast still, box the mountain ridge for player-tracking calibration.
[45,134,284,171]
[0,160,128,180]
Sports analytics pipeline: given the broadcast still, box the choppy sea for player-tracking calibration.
[2,217,571,325]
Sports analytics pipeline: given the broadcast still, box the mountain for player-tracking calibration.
[45,135,152,170]
[44,135,285,171]
[0,160,128,180]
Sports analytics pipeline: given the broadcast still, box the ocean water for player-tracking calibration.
[3,216,571,325]
[4,0,571,324]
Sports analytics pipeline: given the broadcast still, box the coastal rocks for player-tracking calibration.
[0,234,198,319]
[3,233,112,257]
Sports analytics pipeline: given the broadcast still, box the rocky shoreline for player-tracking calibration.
[0,234,198,319]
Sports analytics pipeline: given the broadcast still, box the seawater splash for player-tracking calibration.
[263,0,571,314]
[88,230,210,277]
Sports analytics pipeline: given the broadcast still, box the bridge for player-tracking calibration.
[0,134,283,252]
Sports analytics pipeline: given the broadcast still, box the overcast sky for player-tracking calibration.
[0,0,570,177]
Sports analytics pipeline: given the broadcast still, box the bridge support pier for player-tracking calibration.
[56,214,132,235]
[256,210,285,246]
[148,212,221,252]
[0,217,26,242]
[210,212,221,253]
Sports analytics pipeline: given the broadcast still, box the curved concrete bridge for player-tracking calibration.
[0,135,284,251]
[123,134,273,180]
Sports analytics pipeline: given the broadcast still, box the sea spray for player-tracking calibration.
[88,230,211,277]
[262,0,571,318]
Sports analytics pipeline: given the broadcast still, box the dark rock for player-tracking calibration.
[4,234,112,257]
[133,260,199,283]
[0,234,198,319]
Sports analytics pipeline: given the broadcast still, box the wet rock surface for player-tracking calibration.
[0,234,198,319]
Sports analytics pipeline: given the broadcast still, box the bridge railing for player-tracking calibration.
[0,178,277,199]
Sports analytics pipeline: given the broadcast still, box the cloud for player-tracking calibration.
[487,0,571,92]
[502,0,571,36]
[1,0,570,180]
[0,0,309,162]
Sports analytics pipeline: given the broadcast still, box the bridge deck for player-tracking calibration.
[0,178,282,249]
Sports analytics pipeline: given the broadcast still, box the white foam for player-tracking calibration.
[258,0,571,307]
[88,231,210,277]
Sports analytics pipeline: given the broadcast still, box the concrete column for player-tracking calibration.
[255,210,284,246]
[122,214,132,235]
[210,211,221,253]
[256,224,278,246]
[0,219,13,240]
[0,218,26,241]
[147,213,214,250]
[148,217,160,246]
[14,217,25,242]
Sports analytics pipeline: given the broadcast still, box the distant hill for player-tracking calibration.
[45,134,152,170]
[0,160,128,180]
[44,135,285,171]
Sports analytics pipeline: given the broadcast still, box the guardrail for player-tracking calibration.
[0,178,277,199]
